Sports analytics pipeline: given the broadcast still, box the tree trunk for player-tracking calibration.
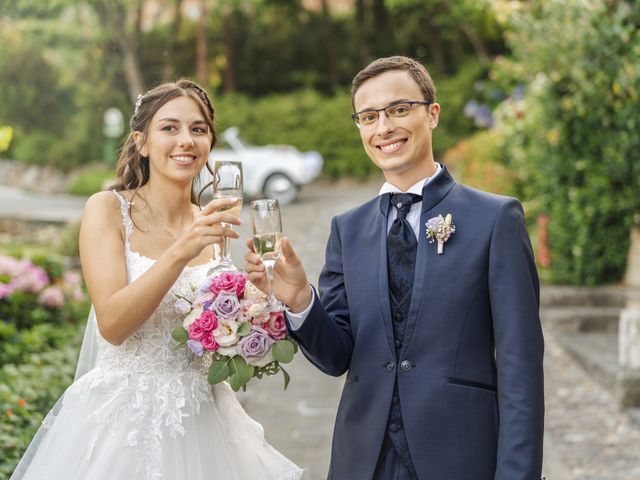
[371,0,391,57]
[221,6,237,93]
[355,0,369,67]
[163,0,184,81]
[459,22,490,67]
[321,0,338,90]
[195,0,208,86]
[94,0,146,102]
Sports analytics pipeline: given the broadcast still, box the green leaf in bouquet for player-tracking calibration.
[171,327,188,344]
[228,355,255,392]
[208,358,231,385]
[272,340,295,363]
[237,322,251,337]
[280,364,291,390]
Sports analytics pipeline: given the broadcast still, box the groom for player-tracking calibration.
[245,56,544,479]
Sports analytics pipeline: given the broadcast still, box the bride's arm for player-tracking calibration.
[79,192,239,346]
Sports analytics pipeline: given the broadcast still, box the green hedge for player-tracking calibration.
[492,0,640,285]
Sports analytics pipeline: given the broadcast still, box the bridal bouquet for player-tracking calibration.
[171,271,297,392]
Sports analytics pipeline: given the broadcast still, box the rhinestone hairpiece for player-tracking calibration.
[134,91,150,114]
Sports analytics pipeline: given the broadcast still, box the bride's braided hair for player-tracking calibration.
[112,79,217,208]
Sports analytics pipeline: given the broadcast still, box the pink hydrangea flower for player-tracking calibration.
[38,286,65,308]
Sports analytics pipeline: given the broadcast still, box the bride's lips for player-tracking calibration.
[375,138,408,154]
[171,154,197,166]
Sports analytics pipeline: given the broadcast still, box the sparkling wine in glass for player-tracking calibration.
[211,160,243,273]
[250,199,283,311]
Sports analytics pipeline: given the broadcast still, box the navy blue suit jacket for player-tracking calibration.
[289,167,544,480]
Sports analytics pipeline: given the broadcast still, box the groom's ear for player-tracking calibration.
[428,103,440,129]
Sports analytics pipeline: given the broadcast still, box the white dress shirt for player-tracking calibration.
[288,164,443,329]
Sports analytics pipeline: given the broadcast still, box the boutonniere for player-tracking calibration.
[425,214,456,255]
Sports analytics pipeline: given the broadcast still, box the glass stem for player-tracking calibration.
[221,223,232,262]
[265,262,275,302]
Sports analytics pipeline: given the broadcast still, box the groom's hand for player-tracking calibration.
[244,236,312,313]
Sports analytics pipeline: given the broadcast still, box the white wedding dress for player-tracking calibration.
[10,191,304,480]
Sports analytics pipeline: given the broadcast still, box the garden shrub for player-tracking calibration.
[491,0,640,285]
[0,254,88,478]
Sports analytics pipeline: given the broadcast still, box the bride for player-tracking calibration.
[10,79,303,480]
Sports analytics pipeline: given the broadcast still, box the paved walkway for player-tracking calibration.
[4,180,640,479]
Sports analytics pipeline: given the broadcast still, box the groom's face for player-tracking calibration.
[353,70,439,189]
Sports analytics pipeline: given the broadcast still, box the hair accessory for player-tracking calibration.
[134,91,150,114]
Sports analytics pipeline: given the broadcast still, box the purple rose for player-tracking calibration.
[426,215,443,231]
[237,328,275,365]
[211,291,241,319]
[186,339,204,356]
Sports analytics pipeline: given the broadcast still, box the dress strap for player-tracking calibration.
[111,190,134,246]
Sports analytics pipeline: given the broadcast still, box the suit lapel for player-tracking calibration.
[377,193,396,356]
[400,167,456,357]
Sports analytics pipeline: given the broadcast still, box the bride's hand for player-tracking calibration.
[170,197,241,262]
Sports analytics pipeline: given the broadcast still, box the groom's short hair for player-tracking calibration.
[351,56,436,109]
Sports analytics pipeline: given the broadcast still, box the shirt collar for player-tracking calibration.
[378,163,442,196]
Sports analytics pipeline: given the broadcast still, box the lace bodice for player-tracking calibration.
[93,191,215,378]
[63,191,220,479]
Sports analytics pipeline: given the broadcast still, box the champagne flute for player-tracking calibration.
[211,160,243,273]
[250,199,283,311]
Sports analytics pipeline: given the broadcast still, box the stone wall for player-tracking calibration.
[0,159,69,193]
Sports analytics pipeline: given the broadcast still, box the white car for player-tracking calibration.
[199,127,323,205]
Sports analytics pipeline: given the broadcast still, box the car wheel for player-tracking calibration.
[263,173,299,205]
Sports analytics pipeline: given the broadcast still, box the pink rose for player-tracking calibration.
[265,311,287,340]
[196,310,218,332]
[188,321,206,341]
[200,332,220,352]
[209,272,246,298]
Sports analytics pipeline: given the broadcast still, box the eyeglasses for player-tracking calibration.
[351,101,431,128]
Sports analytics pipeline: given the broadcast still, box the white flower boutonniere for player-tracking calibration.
[426,214,456,255]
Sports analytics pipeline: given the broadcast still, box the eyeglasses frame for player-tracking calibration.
[351,100,432,128]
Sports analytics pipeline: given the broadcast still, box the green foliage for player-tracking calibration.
[215,90,372,177]
[442,129,516,197]
[0,338,81,478]
[66,165,114,196]
[492,0,640,285]
[0,253,88,477]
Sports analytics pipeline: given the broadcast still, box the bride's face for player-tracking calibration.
[138,96,212,185]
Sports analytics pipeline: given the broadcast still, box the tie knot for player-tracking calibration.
[390,193,422,219]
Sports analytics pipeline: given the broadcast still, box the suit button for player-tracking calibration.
[389,423,399,433]
[393,313,403,323]
[400,360,412,371]
[384,361,395,371]
[392,395,399,405]
[394,339,401,349]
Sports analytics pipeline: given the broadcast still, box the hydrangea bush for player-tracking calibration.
[0,254,88,478]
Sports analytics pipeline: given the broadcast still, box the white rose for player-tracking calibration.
[248,303,266,317]
[183,305,203,328]
[213,318,240,347]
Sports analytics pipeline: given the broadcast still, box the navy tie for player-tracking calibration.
[387,193,422,314]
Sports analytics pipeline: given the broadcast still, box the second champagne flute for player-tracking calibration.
[250,199,283,311]
[212,159,243,273]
